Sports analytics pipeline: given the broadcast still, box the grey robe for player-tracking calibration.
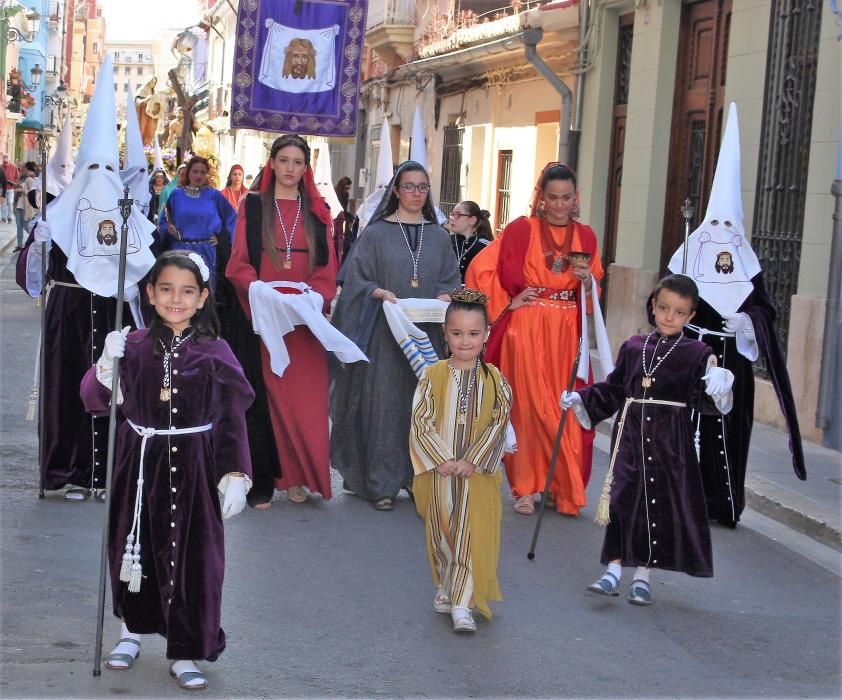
[330,219,460,501]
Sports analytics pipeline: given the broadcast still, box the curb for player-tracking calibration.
[744,476,842,552]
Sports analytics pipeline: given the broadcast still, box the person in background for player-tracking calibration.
[1,154,19,225]
[447,201,493,283]
[220,164,246,211]
[147,169,168,225]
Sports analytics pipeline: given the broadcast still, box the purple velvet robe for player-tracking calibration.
[16,235,134,491]
[80,328,254,661]
[577,333,719,577]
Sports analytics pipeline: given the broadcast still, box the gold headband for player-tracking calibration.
[448,287,488,305]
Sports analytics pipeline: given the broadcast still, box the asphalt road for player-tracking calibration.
[1,249,839,699]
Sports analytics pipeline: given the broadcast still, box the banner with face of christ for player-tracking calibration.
[232,0,368,137]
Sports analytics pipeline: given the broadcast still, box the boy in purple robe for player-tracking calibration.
[561,274,734,606]
[81,251,254,690]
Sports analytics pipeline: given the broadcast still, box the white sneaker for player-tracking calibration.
[451,606,476,633]
[433,587,452,614]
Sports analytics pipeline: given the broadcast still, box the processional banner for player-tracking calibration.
[231,0,369,137]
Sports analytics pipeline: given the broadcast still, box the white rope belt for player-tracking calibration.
[119,420,212,593]
[685,323,736,339]
[595,397,687,525]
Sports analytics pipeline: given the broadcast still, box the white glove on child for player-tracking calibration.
[702,366,734,396]
[560,390,582,410]
[723,312,753,334]
[220,475,248,520]
[100,327,130,367]
[33,220,52,244]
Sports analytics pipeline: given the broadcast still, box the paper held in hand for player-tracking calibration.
[398,298,450,324]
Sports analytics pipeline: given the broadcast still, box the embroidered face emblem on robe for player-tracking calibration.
[76,197,141,258]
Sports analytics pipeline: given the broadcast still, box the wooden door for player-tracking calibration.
[495,150,513,233]
[660,0,732,271]
[603,12,635,297]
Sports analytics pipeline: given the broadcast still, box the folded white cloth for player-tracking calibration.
[382,301,440,379]
[397,297,450,324]
[248,280,367,377]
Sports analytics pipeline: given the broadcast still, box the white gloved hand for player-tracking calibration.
[33,220,52,244]
[221,475,247,520]
[101,326,130,366]
[723,312,753,334]
[702,366,734,396]
[560,390,581,410]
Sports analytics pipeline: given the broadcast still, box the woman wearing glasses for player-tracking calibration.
[331,161,461,511]
[448,201,493,283]
[466,163,605,517]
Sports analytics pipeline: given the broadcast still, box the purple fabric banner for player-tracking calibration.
[231,0,368,137]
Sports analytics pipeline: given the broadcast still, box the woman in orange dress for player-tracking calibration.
[465,163,603,516]
[220,164,246,211]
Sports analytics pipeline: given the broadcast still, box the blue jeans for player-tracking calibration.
[15,208,27,247]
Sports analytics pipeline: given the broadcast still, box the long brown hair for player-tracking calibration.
[259,135,317,272]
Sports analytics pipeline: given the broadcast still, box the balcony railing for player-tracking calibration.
[367,0,415,31]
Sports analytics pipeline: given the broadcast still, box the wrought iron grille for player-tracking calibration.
[751,0,822,365]
[615,21,634,106]
[495,150,513,233]
[439,125,464,217]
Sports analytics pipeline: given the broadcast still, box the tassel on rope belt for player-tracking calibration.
[26,280,86,421]
[595,397,687,526]
[120,420,212,593]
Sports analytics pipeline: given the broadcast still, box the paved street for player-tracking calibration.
[0,230,840,699]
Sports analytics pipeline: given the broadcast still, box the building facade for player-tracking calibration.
[574,0,839,443]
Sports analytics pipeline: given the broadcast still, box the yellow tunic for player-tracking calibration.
[409,360,512,618]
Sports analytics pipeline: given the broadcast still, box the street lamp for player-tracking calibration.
[29,63,43,89]
[7,7,41,43]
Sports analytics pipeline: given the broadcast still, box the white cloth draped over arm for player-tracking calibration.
[382,301,440,379]
[248,280,368,377]
[578,277,614,382]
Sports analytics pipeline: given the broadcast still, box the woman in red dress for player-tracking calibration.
[226,135,337,508]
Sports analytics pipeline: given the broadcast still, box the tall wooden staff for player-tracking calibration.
[527,338,584,560]
[92,186,133,676]
[37,134,49,499]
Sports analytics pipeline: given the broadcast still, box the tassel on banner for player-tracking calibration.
[25,386,37,422]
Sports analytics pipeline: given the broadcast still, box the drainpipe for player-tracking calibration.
[522,28,572,167]
[816,122,842,449]
[571,0,591,173]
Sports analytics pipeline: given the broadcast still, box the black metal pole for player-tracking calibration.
[37,135,49,499]
[527,338,583,560]
[93,186,133,676]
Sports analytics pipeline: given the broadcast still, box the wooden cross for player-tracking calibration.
[168,68,198,157]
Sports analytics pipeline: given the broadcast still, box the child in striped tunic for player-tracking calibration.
[409,289,512,632]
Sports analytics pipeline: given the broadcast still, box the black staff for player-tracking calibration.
[93,186,133,676]
[527,338,583,560]
[37,135,49,499]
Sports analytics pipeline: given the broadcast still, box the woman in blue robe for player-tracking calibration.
[158,157,236,290]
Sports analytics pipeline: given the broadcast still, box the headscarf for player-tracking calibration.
[367,160,437,226]
[225,164,244,188]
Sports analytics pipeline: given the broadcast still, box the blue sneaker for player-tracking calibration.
[627,579,653,605]
[587,571,620,596]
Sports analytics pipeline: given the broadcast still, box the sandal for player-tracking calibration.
[513,495,534,515]
[373,498,394,511]
[433,588,452,614]
[64,487,90,501]
[104,638,140,670]
[253,501,272,511]
[451,607,476,633]
[587,571,620,596]
[287,486,307,503]
[170,662,208,690]
[627,579,653,606]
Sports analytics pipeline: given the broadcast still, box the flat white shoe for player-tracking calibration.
[451,607,476,633]
[433,588,452,614]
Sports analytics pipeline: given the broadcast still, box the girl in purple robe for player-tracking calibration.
[81,251,254,690]
[561,275,734,606]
